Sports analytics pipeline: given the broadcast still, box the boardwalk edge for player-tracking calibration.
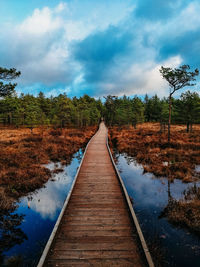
[37,128,98,267]
[106,134,155,267]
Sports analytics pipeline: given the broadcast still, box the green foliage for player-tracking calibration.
[103,92,200,129]
[132,96,144,127]
[0,65,199,130]
[104,95,144,126]
[0,67,21,97]
[175,91,200,132]
[0,92,103,128]
[160,65,199,95]
[160,64,199,141]
[0,91,199,129]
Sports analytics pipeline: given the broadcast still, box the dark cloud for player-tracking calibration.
[73,26,133,82]
[134,0,185,21]
[158,29,200,68]
[1,0,200,97]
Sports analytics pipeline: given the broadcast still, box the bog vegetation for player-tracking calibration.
[0,65,200,240]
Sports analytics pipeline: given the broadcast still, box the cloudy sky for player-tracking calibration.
[0,0,200,98]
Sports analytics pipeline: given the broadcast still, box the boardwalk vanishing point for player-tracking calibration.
[38,122,154,267]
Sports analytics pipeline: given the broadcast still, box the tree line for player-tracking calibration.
[1,91,199,131]
[0,93,103,128]
[0,66,200,132]
[104,92,200,132]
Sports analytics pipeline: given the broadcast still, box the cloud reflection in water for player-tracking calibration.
[19,163,74,220]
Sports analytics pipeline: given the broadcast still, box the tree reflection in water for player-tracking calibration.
[160,183,200,236]
[0,204,27,266]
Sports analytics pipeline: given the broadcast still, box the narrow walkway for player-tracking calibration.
[43,122,144,266]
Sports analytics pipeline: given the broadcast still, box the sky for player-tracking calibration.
[0,0,200,98]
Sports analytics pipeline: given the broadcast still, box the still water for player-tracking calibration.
[114,151,200,267]
[2,149,83,266]
[2,148,200,266]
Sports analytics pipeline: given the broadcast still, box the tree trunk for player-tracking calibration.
[160,122,163,133]
[168,180,171,200]
[8,112,12,125]
[186,122,189,133]
[190,123,193,133]
[168,95,172,142]
[160,121,165,133]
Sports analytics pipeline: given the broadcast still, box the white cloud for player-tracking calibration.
[0,1,134,94]
[22,167,73,220]
[174,2,200,32]
[128,55,182,96]
[3,3,76,86]
[55,2,68,13]
[92,55,182,98]
[154,1,200,42]
[0,1,197,97]
[18,7,62,36]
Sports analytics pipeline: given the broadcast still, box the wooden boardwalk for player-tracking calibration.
[38,122,153,267]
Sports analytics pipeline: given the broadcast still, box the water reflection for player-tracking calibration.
[160,183,200,236]
[196,165,200,173]
[20,163,74,220]
[0,205,27,265]
[2,149,82,266]
[114,151,200,267]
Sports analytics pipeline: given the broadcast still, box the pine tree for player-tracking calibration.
[0,67,21,97]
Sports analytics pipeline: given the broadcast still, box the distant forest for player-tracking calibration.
[0,91,199,132]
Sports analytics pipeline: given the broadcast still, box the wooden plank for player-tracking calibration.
[49,249,139,259]
[60,224,132,231]
[51,238,137,251]
[65,208,128,216]
[40,123,147,267]
[56,229,133,238]
[62,217,131,225]
[70,194,123,199]
[46,258,140,267]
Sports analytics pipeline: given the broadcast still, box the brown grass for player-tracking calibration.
[109,123,200,183]
[0,126,97,208]
[109,123,200,234]
[160,185,200,235]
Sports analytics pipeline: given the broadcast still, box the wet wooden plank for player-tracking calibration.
[43,123,144,266]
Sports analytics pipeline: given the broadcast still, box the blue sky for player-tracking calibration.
[0,0,200,98]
